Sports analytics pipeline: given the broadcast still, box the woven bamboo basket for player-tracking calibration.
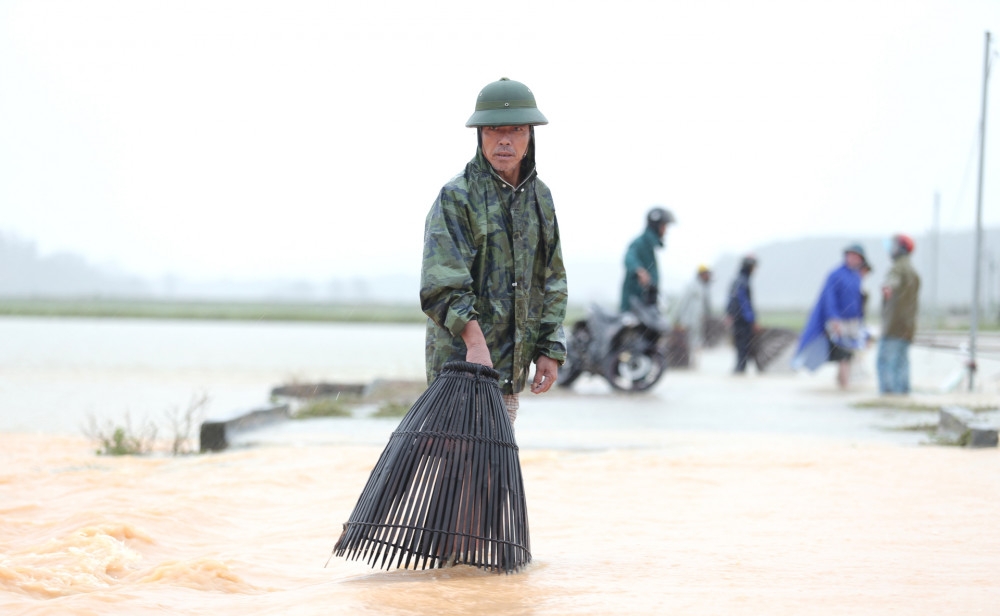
[331,361,531,573]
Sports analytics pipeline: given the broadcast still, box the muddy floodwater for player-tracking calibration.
[2,317,999,615]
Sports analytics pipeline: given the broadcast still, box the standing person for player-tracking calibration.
[726,255,759,373]
[849,261,876,384]
[877,234,921,394]
[792,243,868,389]
[620,207,675,312]
[420,77,568,424]
[670,265,713,366]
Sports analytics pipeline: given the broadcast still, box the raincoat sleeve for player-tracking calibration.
[420,188,480,338]
[534,214,568,364]
[623,237,644,274]
[820,267,862,324]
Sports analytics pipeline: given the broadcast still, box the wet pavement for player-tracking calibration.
[236,343,1000,451]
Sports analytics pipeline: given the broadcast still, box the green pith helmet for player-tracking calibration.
[466,77,548,127]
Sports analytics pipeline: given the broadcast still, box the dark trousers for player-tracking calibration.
[733,322,755,373]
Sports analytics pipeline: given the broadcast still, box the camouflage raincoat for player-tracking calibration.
[420,142,567,395]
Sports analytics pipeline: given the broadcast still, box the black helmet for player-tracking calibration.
[646,207,676,227]
[740,254,758,272]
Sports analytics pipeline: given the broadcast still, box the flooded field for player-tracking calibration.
[2,316,999,614]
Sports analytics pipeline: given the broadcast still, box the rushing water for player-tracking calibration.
[2,316,999,614]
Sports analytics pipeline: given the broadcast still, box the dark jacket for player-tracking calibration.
[726,271,755,325]
[619,226,663,312]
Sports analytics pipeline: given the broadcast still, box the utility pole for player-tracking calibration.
[969,31,992,391]
[989,252,997,324]
[931,191,940,339]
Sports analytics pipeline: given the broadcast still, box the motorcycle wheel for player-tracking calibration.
[602,341,667,392]
[557,322,590,388]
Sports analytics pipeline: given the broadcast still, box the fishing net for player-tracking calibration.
[751,327,799,371]
[331,361,531,574]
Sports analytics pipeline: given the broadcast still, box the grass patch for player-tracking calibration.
[852,396,1000,412]
[83,393,209,456]
[850,398,940,411]
[294,397,353,419]
[84,412,158,456]
[756,310,809,331]
[275,380,425,420]
[0,297,425,324]
[371,401,410,418]
[4,296,998,330]
[926,433,968,447]
[884,423,938,432]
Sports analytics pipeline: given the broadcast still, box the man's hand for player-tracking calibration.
[531,356,559,394]
[636,267,651,287]
[461,320,493,367]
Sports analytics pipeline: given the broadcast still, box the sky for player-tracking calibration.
[1,0,998,295]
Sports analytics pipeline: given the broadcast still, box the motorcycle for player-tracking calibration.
[558,299,671,392]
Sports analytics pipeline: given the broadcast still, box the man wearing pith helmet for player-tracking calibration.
[420,77,568,424]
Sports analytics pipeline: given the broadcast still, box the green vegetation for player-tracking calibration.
[756,310,810,331]
[100,426,154,456]
[2,296,993,331]
[278,379,426,420]
[0,297,426,323]
[293,397,353,418]
[852,397,998,412]
[83,392,208,456]
[371,401,410,418]
[84,413,158,456]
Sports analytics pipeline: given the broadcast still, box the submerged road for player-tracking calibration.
[238,343,1000,452]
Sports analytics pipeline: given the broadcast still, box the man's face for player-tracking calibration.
[845,251,864,270]
[481,125,531,181]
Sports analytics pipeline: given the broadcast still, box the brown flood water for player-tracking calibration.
[3,431,999,615]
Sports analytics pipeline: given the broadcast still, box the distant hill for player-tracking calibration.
[0,232,148,297]
[2,229,996,313]
[0,231,421,305]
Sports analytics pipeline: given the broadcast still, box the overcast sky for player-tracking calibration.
[1,0,997,290]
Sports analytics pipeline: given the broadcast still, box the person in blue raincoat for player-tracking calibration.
[792,243,869,389]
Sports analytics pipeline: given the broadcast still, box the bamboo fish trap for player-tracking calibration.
[331,361,531,574]
[751,327,799,371]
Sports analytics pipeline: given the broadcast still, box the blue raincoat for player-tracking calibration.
[792,264,864,371]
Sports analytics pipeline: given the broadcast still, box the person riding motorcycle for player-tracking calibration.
[620,207,675,313]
